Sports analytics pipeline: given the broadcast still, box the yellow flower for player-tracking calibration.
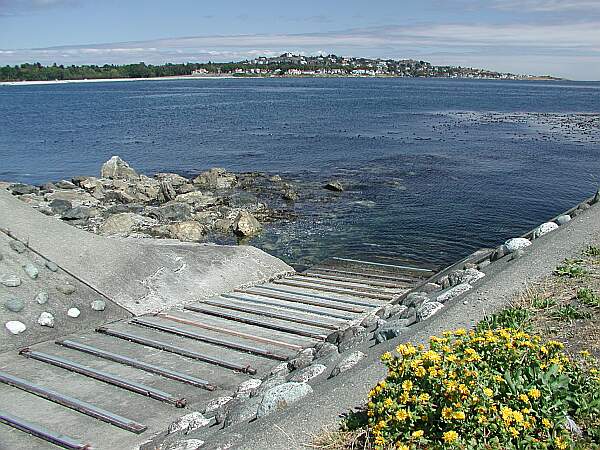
[402,380,413,392]
[452,411,466,420]
[381,351,393,362]
[519,393,529,403]
[395,409,410,421]
[580,350,591,358]
[442,430,459,444]
[384,398,393,408]
[512,411,524,424]
[554,437,568,450]
[396,445,409,450]
[455,328,467,336]
[528,388,541,399]
[374,435,385,446]
[508,427,519,438]
[414,366,426,378]
[418,393,430,403]
[442,407,454,419]
[411,430,424,439]
[542,418,552,428]
[483,388,494,397]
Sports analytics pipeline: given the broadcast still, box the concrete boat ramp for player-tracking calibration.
[0,189,434,449]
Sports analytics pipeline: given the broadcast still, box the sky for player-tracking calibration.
[0,0,598,80]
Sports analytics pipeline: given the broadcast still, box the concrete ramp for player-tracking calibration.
[0,189,293,316]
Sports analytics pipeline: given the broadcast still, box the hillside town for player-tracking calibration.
[192,53,552,80]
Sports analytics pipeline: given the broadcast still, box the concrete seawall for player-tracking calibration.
[0,188,293,318]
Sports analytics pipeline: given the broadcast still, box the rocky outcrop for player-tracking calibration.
[101,156,139,180]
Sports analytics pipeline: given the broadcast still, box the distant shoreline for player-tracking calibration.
[0,74,565,86]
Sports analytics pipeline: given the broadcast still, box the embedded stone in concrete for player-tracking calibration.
[37,312,54,327]
[269,362,290,377]
[288,364,327,383]
[167,412,211,435]
[421,282,441,293]
[5,298,24,313]
[0,274,21,287]
[45,261,59,272]
[533,222,559,239]
[478,260,491,270]
[556,214,571,226]
[57,283,76,295]
[417,301,444,321]
[330,351,366,378]
[164,439,205,450]
[251,375,286,398]
[22,263,39,280]
[235,378,262,399]
[90,300,106,311]
[448,268,485,286]
[436,282,472,303]
[256,382,313,419]
[314,342,338,359]
[402,292,429,308]
[504,238,532,253]
[287,354,314,371]
[5,320,26,335]
[67,307,81,318]
[223,397,261,427]
[9,240,26,253]
[375,317,417,344]
[35,292,49,305]
[203,396,234,415]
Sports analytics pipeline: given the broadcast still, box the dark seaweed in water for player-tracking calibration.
[1,77,599,269]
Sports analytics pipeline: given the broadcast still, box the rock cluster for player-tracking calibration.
[6,156,300,242]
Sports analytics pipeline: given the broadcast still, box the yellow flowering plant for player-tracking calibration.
[362,326,600,449]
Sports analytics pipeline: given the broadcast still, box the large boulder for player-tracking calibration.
[256,382,313,418]
[100,156,138,180]
[99,213,145,235]
[168,221,206,242]
[175,191,218,209]
[232,211,262,237]
[149,203,193,222]
[193,168,236,190]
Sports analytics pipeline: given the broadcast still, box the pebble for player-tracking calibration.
[45,261,59,272]
[0,274,22,287]
[5,321,27,335]
[22,263,39,280]
[37,312,55,327]
[5,298,24,313]
[57,283,76,295]
[9,240,26,253]
[67,307,81,318]
[556,214,571,226]
[35,292,49,304]
[90,300,106,311]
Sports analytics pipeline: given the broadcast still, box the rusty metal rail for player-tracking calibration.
[309,266,417,283]
[0,409,91,450]
[300,271,406,288]
[274,278,393,300]
[56,339,216,390]
[221,292,352,320]
[239,287,365,313]
[131,317,289,361]
[256,285,378,308]
[96,327,257,374]
[20,349,186,407]
[185,305,328,340]
[158,314,303,351]
[200,299,342,330]
[0,371,147,434]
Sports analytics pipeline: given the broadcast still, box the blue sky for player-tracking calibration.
[0,0,599,80]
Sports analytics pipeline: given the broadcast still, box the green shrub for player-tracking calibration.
[554,260,588,278]
[476,307,531,332]
[364,328,600,449]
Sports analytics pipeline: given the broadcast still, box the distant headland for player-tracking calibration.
[0,53,562,83]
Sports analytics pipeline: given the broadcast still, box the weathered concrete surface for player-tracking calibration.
[197,202,600,450]
[0,189,293,316]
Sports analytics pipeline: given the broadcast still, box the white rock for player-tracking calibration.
[504,238,532,253]
[67,307,81,318]
[5,321,26,335]
[164,439,205,450]
[100,156,138,180]
[556,215,571,226]
[436,282,472,303]
[235,378,262,398]
[36,292,49,304]
[256,382,313,418]
[90,300,106,311]
[37,312,55,328]
[288,364,327,383]
[417,301,444,321]
[167,412,211,435]
[203,396,233,414]
[533,222,559,238]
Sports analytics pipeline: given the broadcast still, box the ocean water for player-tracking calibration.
[1,77,599,269]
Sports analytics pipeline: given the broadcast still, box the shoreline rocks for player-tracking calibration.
[5,156,305,245]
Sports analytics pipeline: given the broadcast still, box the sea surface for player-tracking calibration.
[1,77,599,269]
